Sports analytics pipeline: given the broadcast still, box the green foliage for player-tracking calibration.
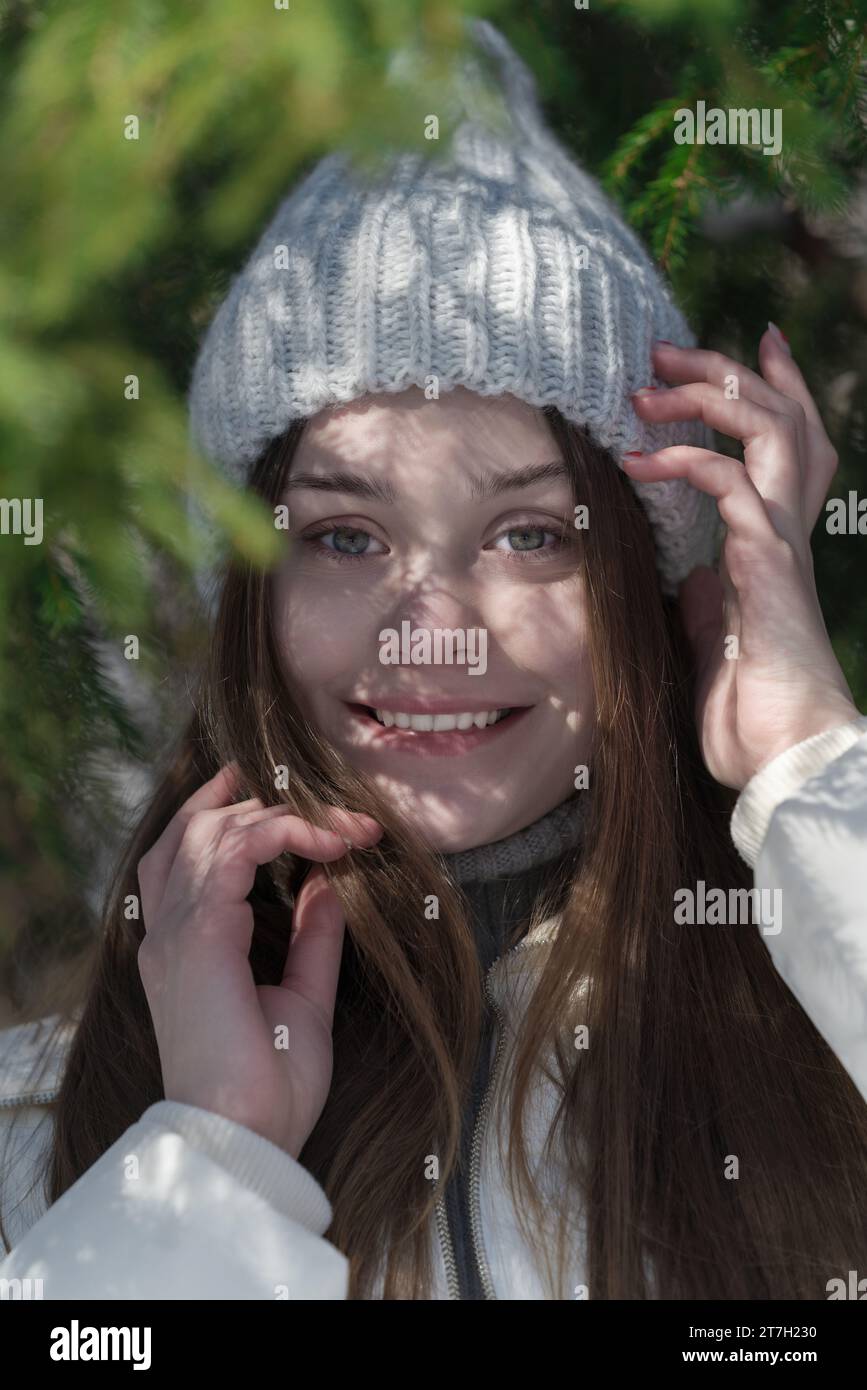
[0,0,865,994]
[598,0,866,264]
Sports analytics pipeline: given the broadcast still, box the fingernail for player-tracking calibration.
[767,321,791,354]
[353,814,383,834]
[631,386,658,397]
[342,827,384,851]
[653,339,675,347]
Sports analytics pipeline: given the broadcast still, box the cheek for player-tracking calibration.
[273,573,346,686]
[272,569,382,693]
[495,581,592,703]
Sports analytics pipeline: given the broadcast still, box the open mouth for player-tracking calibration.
[357,705,513,731]
[344,702,532,754]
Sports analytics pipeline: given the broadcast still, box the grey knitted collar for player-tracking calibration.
[439,792,589,886]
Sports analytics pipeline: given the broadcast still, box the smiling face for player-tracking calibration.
[271,386,595,852]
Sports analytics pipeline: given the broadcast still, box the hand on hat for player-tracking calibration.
[623,329,860,791]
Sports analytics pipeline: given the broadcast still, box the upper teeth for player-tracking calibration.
[373,709,510,731]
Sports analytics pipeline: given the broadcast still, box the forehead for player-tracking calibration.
[293,386,561,476]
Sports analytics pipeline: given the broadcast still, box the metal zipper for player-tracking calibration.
[467,978,506,1299]
[434,1190,461,1299]
[434,930,542,1299]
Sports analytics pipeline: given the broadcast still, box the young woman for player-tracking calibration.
[2,18,866,1301]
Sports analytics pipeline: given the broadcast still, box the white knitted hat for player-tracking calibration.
[187,16,721,599]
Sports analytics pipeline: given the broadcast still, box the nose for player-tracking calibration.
[379,570,485,636]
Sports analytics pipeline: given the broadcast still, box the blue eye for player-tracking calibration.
[326,527,372,555]
[499,526,548,552]
[300,520,573,566]
[488,523,568,560]
[303,526,386,562]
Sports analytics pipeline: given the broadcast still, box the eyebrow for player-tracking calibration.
[284,460,570,504]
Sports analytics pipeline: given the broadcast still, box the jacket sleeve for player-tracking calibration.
[730,712,867,1106]
[0,1098,348,1299]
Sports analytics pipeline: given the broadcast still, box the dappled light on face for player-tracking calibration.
[268,386,594,852]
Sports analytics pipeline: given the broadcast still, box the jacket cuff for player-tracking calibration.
[141,1100,333,1236]
[730,714,867,869]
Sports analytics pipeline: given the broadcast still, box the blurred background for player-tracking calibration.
[1,0,865,1023]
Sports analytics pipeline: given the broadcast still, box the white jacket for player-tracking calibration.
[2,715,867,1300]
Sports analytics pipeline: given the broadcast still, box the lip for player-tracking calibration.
[342,701,534,758]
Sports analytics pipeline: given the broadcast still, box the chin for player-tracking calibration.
[374,792,516,855]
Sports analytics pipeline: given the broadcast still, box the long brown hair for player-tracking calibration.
[10,406,867,1297]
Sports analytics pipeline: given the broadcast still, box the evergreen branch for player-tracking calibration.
[655,144,704,273]
[602,99,686,187]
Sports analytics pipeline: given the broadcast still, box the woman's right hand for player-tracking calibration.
[136,764,383,1159]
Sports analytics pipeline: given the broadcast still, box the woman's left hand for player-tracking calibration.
[624,325,861,792]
